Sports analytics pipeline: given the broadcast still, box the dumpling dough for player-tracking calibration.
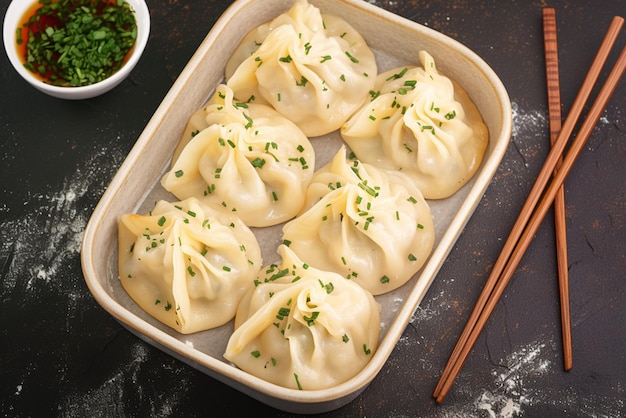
[225,0,377,137]
[161,84,315,227]
[282,146,435,295]
[118,197,262,334]
[341,50,489,199]
[224,245,380,390]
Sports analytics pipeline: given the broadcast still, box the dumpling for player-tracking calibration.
[341,50,489,199]
[225,0,377,137]
[117,197,262,334]
[281,146,435,295]
[224,245,380,390]
[161,84,315,227]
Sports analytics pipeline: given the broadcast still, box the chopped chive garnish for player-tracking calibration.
[19,0,138,87]
[251,157,266,168]
[294,373,303,390]
[303,311,319,326]
[345,51,359,63]
[386,67,408,81]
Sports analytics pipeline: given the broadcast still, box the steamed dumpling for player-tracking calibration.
[161,84,315,227]
[225,0,377,137]
[341,51,489,199]
[281,146,435,295]
[117,197,262,334]
[224,245,380,390]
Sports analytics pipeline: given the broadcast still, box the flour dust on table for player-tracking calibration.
[0,143,127,413]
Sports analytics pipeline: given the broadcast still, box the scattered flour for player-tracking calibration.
[1,146,116,304]
[58,342,152,417]
[477,341,550,418]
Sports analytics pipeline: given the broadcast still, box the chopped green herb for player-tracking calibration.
[445,110,457,120]
[320,55,332,63]
[303,311,319,326]
[244,113,254,129]
[251,157,266,168]
[276,307,290,320]
[345,51,359,63]
[386,67,408,81]
[294,373,303,390]
[19,0,138,87]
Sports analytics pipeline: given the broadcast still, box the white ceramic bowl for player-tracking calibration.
[3,0,150,100]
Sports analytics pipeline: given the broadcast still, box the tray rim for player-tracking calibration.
[80,0,512,413]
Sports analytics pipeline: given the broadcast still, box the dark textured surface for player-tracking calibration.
[1,0,625,416]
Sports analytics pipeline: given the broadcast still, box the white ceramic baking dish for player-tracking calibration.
[81,0,511,413]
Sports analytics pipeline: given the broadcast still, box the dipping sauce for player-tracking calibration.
[15,0,137,87]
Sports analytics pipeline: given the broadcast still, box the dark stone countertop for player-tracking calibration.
[1,0,625,416]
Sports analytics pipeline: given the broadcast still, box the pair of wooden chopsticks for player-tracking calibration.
[433,11,626,404]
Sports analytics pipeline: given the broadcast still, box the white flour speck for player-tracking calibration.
[476,341,550,417]
[510,102,548,168]
[510,102,546,140]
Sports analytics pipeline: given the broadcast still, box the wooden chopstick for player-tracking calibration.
[543,7,573,372]
[433,15,625,403]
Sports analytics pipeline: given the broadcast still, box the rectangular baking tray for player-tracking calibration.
[81,0,512,413]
